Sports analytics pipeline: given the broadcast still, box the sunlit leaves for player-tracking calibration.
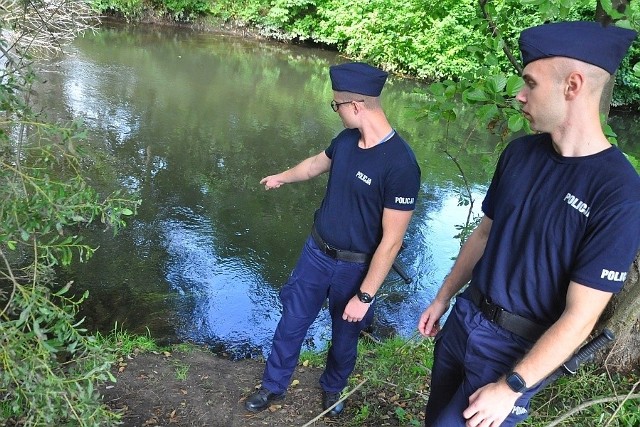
[1,3,139,425]
[520,0,592,19]
[421,70,526,139]
[505,74,524,96]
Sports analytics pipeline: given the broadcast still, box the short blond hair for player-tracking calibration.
[551,57,611,97]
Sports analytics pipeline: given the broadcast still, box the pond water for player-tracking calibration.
[36,23,640,359]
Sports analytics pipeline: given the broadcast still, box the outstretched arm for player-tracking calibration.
[260,151,331,190]
[418,215,493,337]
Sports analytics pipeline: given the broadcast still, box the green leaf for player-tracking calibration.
[477,104,499,122]
[507,114,524,133]
[53,282,73,296]
[487,74,507,94]
[465,88,489,102]
[428,82,445,96]
[506,75,524,97]
[442,110,457,121]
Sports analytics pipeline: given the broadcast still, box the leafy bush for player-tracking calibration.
[1,2,140,425]
[90,0,146,21]
[92,0,639,107]
[153,0,213,22]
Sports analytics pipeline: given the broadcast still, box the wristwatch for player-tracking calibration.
[505,371,527,393]
[356,289,374,303]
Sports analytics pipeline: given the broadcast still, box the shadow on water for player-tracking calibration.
[40,23,640,360]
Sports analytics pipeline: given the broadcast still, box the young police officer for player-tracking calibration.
[246,62,421,417]
[418,21,640,426]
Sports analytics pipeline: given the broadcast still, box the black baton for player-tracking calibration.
[392,260,412,284]
[540,328,615,389]
[391,242,412,284]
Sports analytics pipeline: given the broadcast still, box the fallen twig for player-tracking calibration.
[545,393,640,427]
[301,377,367,427]
[603,379,640,427]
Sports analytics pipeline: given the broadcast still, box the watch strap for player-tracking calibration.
[356,289,374,303]
[506,371,527,393]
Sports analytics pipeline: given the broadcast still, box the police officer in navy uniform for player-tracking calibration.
[245,62,421,416]
[418,21,640,426]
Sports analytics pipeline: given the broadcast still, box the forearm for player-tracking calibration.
[511,317,594,388]
[360,208,413,296]
[359,239,404,296]
[510,284,613,389]
[277,152,329,183]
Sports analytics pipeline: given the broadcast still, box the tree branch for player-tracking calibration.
[545,392,640,427]
[478,0,523,75]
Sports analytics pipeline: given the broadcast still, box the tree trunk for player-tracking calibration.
[593,0,639,371]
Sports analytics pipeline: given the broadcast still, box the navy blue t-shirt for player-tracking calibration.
[314,128,421,255]
[473,133,640,326]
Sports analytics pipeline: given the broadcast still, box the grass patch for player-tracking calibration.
[343,334,639,426]
[174,362,190,380]
[99,328,640,426]
[523,366,640,426]
[96,322,162,356]
[343,333,433,426]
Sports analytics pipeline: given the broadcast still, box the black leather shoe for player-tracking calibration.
[244,387,285,412]
[322,391,345,417]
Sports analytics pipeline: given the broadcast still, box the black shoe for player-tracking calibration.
[322,391,345,417]
[244,387,285,413]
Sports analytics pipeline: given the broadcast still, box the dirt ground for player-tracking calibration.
[100,347,396,427]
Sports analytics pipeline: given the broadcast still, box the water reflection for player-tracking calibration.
[37,24,639,359]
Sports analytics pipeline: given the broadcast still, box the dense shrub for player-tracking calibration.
[88,0,640,104]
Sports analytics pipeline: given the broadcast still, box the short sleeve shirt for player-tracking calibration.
[314,128,421,254]
[474,134,640,326]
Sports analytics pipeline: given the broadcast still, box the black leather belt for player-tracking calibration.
[469,286,547,342]
[311,225,371,264]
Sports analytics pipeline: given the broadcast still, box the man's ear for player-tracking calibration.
[565,71,584,100]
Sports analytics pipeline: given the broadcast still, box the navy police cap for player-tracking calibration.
[329,62,388,96]
[519,21,637,74]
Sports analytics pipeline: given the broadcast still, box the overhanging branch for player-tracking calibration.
[479,0,523,75]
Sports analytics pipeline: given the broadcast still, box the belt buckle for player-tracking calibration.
[482,297,501,322]
[324,244,337,258]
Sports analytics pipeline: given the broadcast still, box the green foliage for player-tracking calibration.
[299,348,327,367]
[208,0,271,23]
[1,4,141,425]
[612,2,640,107]
[0,284,120,426]
[0,126,138,425]
[95,0,639,109]
[95,322,160,356]
[90,0,145,21]
[343,335,433,426]
[522,366,640,426]
[311,0,485,79]
[153,0,213,22]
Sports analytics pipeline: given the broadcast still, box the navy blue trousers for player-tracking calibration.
[261,236,373,394]
[425,297,542,426]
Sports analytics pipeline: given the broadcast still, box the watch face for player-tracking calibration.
[506,372,526,393]
[357,290,374,303]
